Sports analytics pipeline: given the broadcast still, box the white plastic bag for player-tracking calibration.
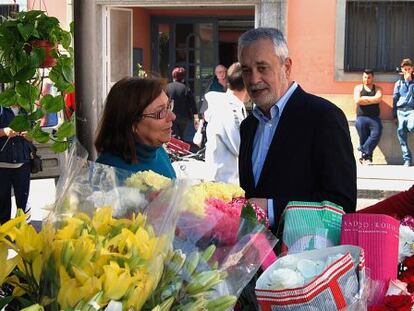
[193,119,204,147]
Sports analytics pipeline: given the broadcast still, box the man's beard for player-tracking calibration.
[254,94,277,112]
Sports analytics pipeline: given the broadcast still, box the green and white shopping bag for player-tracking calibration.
[280,201,345,254]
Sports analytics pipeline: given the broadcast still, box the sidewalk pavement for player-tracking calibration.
[13,163,414,223]
[356,163,413,209]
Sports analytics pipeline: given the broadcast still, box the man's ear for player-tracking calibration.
[284,57,292,78]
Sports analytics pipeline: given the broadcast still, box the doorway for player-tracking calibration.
[152,17,218,108]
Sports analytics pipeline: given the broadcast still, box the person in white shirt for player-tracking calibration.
[204,62,248,184]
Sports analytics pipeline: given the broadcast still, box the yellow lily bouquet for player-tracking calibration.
[0,206,233,311]
[0,208,165,310]
[0,150,277,311]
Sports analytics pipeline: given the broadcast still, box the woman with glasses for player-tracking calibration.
[95,77,176,179]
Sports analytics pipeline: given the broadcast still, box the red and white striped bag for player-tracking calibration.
[255,245,366,311]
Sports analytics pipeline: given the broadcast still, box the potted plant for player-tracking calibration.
[0,10,75,152]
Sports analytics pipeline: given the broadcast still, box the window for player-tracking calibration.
[0,4,19,19]
[345,1,414,72]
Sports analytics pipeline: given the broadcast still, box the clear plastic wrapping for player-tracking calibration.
[0,142,278,310]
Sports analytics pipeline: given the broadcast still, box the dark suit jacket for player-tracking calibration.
[166,81,197,119]
[239,86,357,227]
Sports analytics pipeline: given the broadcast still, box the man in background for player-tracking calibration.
[207,64,227,93]
[204,62,248,184]
[353,69,383,165]
[393,58,414,167]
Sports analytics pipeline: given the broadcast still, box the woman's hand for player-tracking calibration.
[20,131,32,141]
[2,127,18,137]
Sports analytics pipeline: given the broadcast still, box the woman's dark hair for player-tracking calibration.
[95,76,165,163]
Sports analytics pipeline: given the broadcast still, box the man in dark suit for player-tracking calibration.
[238,27,356,232]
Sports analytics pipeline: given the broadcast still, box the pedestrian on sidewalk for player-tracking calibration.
[166,67,199,141]
[0,106,32,224]
[353,69,383,165]
[393,58,414,167]
[204,62,248,184]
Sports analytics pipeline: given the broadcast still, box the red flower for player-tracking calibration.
[368,306,391,311]
[383,295,413,311]
[399,270,414,292]
[403,256,414,269]
[401,216,414,230]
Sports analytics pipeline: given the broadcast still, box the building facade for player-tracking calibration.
[11,0,414,164]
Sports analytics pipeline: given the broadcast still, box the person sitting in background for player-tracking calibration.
[204,62,248,184]
[353,69,383,165]
[166,67,198,141]
[95,77,176,179]
[358,185,414,220]
[0,105,32,224]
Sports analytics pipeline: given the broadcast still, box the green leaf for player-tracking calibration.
[30,46,46,67]
[240,202,259,224]
[17,96,31,112]
[49,69,71,92]
[9,114,31,132]
[0,89,18,107]
[0,296,14,309]
[17,23,34,41]
[0,65,13,83]
[69,21,74,36]
[56,120,75,139]
[15,295,35,308]
[16,82,38,105]
[41,94,64,113]
[25,10,44,21]
[64,84,75,94]
[60,31,72,49]
[49,48,59,59]
[51,140,68,153]
[62,63,74,83]
[31,125,50,143]
[28,108,45,121]
[14,67,37,82]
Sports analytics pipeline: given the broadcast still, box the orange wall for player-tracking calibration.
[132,8,151,72]
[287,0,394,118]
[28,0,68,29]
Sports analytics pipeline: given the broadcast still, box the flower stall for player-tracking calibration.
[0,144,277,310]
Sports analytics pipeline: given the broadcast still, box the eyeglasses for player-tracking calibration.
[140,99,174,120]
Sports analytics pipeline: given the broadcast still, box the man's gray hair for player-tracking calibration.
[238,27,289,64]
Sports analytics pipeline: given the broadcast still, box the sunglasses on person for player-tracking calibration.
[140,98,174,120]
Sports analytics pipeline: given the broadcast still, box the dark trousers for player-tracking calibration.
[355,116,382,160]
[0,163,31,224]
[172,117,190,140]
